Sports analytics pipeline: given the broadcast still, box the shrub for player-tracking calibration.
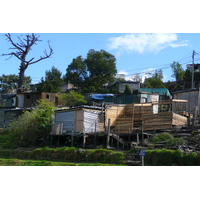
[151,133,173,144]
[1,100,55,148]
[166,138,186,148]
[0,147,125,164]
[57,91,87,107]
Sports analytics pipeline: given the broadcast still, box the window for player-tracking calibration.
[27,95,30,99]
[46,94,49,99]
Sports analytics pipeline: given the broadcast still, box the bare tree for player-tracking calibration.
[2,33,53,89]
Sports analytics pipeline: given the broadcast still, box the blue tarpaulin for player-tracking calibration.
[91,94,114,100]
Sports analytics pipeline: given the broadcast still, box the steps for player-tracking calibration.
[111,133,129,148]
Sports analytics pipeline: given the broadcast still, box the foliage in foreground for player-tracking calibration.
[145,149,200,166]
[0,158,122,166]
[0,147,124,165]
[1,100,55,148]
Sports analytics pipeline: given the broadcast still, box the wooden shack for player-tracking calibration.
[17,92,59,108]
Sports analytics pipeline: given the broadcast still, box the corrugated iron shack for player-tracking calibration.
[0,108,31,128]
[52,106,104,135]
[173,88,200,113]
[0,94,17,107]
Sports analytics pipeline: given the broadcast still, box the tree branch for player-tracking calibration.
[28,41,53,65]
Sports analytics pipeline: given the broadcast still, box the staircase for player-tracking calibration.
[111,133,129,149]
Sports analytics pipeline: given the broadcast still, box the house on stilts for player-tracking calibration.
[50,99,189,149]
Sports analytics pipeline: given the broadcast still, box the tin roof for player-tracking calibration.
[139,88,171,96]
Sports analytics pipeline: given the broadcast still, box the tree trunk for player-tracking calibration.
[18,66,26,89]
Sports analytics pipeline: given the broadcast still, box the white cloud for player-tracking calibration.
[118,70,129,76]
[108,33,189,54]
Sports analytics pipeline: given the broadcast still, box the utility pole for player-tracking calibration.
[192,50,195,89]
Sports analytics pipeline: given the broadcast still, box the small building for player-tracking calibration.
[187,64,200,72]
[0,108,31,128]
[17,92,59,108]
[114,81,140,94]
[52,106,104,135]
[104,92,159,105]
[0,94,17,108]
[173,88,200,113]
[139,88,172,101]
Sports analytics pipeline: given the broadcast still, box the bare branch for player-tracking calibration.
[2,33,54,88]
[29,42,53,65]
[5,33,24,52]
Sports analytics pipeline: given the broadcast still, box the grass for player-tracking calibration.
[0,158,124,166]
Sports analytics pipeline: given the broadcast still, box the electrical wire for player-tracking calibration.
[123,51,200,78]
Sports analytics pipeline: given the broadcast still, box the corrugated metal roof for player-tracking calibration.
[55,105,103,113]
[139,88,171,96]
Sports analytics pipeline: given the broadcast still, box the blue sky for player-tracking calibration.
[0,33,200,84]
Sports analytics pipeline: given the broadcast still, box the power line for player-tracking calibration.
[124,51,200,78]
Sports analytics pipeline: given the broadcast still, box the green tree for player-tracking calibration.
[65,49,117,93]
[65,56,87,91]
[124,84,132,95]
[143,70,165,88]
[152,69,163,80]
[2,100,55,148]
[37,66,63,93]
[171,61,185,88]
[57,91,87,107]
[0,74,31,92]
[143,77,166,88]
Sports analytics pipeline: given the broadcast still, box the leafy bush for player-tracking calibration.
[0,147,124,164]
[166,138,186,148]
[145,149,200,166]
[57,91,87,107]
[151,133,173,144]
[1,100,55,148]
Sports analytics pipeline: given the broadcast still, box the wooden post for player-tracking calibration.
[142,104,144,146]
[142,122,144,146]
[194,106,198,125]
[132,104,134,132]
[57,135,60,147]
[188,113,191,127]
[94,122,97,148]
[117,122,119,149]
[83,134,87,148]
[50,135,53,147]
[137,132,139,144]
[71,134,74,147]
[106,119,110,148]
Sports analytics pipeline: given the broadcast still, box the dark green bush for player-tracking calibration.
[1,100,55,148]
[0,147,124,164]
[145,149,200,166]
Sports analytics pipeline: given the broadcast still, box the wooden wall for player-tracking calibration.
[173,90,199,112]
[105,102,188,133]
